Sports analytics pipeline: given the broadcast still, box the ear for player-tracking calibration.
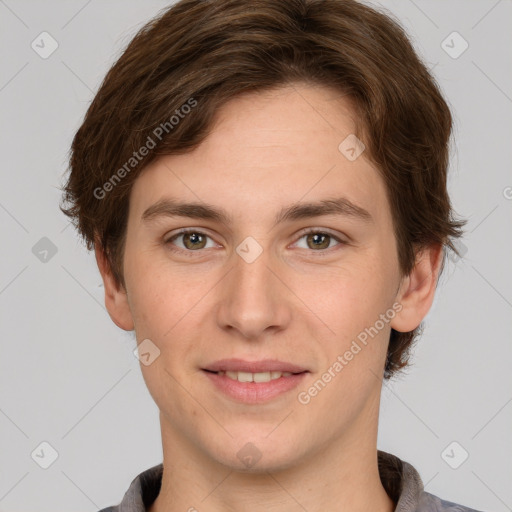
[390,244,443,333]
[95,242,135,331]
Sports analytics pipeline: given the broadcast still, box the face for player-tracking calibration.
[99,83,437,472]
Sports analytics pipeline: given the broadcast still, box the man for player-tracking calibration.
[61,0,481,510]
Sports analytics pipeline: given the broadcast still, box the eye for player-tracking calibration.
[165,229,217,251]
[164,228,346,255]
[293,229,345,251]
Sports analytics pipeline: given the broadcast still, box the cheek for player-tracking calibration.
[305,259,393,331]
[124,243,195,324]
[126,261,203,407]
[301,254,398,385]
[127,276,167,335]
[124,253,214,377]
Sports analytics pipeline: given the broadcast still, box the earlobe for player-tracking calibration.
[390,244,443,333]
[94,243,135,331]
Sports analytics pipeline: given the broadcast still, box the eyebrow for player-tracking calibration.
[141,197,373,227]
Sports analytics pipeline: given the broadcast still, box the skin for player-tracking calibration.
[96,83,442,512]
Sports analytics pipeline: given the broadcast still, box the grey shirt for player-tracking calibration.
[98,450,484,512]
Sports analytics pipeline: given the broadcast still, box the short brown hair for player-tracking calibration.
[60,0,466,379]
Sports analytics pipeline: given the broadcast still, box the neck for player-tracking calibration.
[148,413,395,512]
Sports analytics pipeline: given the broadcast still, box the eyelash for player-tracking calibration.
[164,228,347,257]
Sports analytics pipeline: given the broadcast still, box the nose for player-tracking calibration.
[215,244,292,340]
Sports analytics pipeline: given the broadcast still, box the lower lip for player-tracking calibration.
[202,370,308,404]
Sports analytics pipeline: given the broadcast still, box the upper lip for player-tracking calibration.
[203,359,309,374]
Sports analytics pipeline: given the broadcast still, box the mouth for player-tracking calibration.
[201,359,309,404]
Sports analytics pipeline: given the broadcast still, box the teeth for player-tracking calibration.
[219,370,293,382]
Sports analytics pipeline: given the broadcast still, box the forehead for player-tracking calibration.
[129,84,390,227]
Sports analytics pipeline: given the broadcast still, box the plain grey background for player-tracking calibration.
[0,1,511,511]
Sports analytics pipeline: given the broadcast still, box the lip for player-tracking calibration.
[202,369,308,404]
[202,358,308,373]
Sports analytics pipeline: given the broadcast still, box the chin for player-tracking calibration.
[207,434,307,474]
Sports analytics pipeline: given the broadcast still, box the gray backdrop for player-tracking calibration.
[0,1,511,511]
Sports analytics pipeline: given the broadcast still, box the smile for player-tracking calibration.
[215,370,293,382]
